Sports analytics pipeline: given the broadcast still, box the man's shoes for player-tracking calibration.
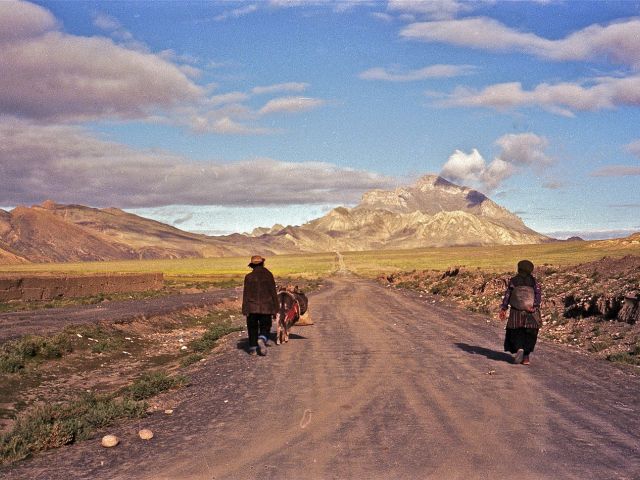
[248,347,257,356]
[522,355,530,365]
[514,349,524,364]
[257,337,268,356]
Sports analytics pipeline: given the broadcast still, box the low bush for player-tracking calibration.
[0,392,145,464]
[124,371,187,401]
[0,333,72,373]
[188,321,241,354]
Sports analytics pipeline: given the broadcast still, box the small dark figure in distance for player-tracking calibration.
[242,255,279,356]
[499,260,542,365]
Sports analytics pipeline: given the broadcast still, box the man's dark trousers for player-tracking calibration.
[247,313,272,347]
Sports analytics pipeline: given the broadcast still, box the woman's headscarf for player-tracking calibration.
[517,259,534,276]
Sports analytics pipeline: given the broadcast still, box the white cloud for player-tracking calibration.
[252,82,309,95]
[495,133,551,166]
[590,165,640,177]
[440,149,513,192]
[401,16,640,68]
[213,4,259,22]
[437,75,640,115]
[0,118,396,207]
[439,133,551,191]
[370,12,394,22]
[625,139,640,157]
[0,2,326,135]
[258,96,326,115]
[0,0,57,43]
[0,2,204,122]
[359,64,476,81]
[388,0,473,21]
[207,92,251,106]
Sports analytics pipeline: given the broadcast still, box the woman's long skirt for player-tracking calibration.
[504,327,539,355]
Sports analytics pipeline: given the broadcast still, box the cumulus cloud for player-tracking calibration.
[359,64,476,81]
[590,165,640,177]
[258,97,326,115]
[437,75,640,115]
[0,2,325,134]
[0,1,204,123]
[439,133,551,191]
[495,133,551,165]
[0,118,395,207]
[400,16,640,69]
[0,0,57,43]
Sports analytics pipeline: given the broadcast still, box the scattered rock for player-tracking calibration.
[101,434,119,448]
[138,429,154,440]
[164,409,173,415]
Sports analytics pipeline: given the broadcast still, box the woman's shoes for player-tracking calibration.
[514,349,524,364]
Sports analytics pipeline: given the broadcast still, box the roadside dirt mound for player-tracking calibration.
[380,255,640,364]
[0,273,163,302]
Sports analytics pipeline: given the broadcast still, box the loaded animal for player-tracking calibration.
[275,285,308,345]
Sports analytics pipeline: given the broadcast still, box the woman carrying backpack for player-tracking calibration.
[499,259,542,365]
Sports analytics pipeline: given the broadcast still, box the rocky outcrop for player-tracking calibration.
[618,292,639,324]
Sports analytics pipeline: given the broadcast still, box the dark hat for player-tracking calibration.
[517,259,534,275]
[248,255,265,267]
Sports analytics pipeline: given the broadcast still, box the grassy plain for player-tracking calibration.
[343,239,640,276]
[0,239,638,282]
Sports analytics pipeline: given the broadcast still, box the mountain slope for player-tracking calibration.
[0,175,551,264]
[0,202,281,264]
[258,175,549,251]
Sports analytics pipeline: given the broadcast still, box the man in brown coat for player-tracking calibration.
[242,255,279,356]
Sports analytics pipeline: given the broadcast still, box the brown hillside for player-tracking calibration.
[0,206,137,263]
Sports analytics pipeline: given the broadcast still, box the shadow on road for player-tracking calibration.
[235,333,308,351]
[455,342,514,363]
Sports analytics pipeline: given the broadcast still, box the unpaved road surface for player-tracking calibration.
[2,275,639,479]
[0,289,238,343]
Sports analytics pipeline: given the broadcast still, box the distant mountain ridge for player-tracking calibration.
[1,175,560,264]
[249,175,549,251]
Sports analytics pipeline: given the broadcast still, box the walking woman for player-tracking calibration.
[499,260,542,365]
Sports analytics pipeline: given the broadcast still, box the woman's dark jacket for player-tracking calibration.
[500,273,542,329]
[242,265,279,315]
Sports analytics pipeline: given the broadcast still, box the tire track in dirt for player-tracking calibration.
[2,275,638,479]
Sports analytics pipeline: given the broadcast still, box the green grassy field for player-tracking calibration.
[342,239,640,276]
[0,239,638,282]
[0,251,339,286]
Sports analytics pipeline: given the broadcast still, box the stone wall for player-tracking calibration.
[0,273,163,302]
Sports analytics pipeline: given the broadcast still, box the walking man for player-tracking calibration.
[242,255,278,356]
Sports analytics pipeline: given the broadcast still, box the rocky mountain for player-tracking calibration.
[252,175,549,251]
[0,175,553,264]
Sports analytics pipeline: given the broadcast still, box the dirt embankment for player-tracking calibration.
[381,255,640,364]
[0,273,163,302]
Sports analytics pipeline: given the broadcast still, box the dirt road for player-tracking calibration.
[0,289,239,343]
[3,275,639,479]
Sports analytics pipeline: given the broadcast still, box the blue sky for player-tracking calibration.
[1,0,639,239]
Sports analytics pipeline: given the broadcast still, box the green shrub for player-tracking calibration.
[0,333,73,373]
[0,392,145,464]
[124,371,187,401]
[188,322,241,353]
[180,353,204,367]
[607,352,640,366]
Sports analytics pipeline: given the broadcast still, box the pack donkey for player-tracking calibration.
[275,285,308,345]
